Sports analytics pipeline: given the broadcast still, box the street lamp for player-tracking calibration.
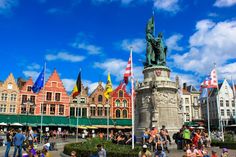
[22,98,36,130]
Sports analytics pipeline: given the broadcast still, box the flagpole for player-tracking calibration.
[76,70,81,143]
[76,96,79,142]
[130,47,135,149]
[107,98,109,140]
[40,62,46,144]
[214,63,223,141]
[206,87,211,137]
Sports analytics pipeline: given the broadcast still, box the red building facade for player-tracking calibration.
[37,69,70,116]
[110,83,131,119]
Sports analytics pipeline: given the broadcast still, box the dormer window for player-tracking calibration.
[27,86,32,92]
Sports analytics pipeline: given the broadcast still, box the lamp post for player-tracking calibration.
[22,98,35,130]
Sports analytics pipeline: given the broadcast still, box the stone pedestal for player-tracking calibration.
[135,66,182,139]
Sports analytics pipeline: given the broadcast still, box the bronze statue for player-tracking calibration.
[145,16,167,67]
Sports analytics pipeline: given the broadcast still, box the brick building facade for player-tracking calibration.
[110,83,131,119]
[37,69,70,116]
[88,82,109,118]
[18,77,38,115]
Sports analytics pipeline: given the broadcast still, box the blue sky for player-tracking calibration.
[0,0,236,92]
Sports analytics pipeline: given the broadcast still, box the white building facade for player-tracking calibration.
[201,79,236,129]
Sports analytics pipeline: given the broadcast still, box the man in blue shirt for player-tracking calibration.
[13,129,25,157]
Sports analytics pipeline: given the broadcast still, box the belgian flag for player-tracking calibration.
[72,71,81,98]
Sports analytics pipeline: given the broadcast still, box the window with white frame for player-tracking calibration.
[80,98,86,104]
[227,109,230,116]
[186,106,190,112]
[10,94,17,101]
[226,100,229,107]
[185,98,189,104]
[233,109,235,116]
[123,100,127,108]
[98,107,103,116]
[115,100,120,107]
[10,104,15,113]
[186,114,190,121]
[1,93,7,101]
[221,109,224,116]
[0,104,6,112]
[123,109,128,118]
[59,105,64,115]
[220,100,223,107]
[90,107,96,116]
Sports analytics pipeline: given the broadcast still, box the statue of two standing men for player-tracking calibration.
[145,16,167,67]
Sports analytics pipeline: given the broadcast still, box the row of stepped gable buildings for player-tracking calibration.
[0,69,236,128]
[0,69,131,121]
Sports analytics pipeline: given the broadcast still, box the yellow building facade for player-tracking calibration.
[0,73,19,114]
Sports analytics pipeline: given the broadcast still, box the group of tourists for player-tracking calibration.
[173,125,211,150]
[140,125,171,157]
[4,127,52,157]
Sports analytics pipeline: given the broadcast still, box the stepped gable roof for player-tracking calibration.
[89,81,105,97]
[20,77,34,92]
[110,82,130,97]
[2,73,19,91]
[44,69,67,92]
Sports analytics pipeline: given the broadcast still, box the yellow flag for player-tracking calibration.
[104,73,113,99]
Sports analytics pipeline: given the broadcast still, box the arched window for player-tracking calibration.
[116,109,121,118]
[98,95,103,102]
[123,100,127,107]
[123,110,128,118]
[115,100,120,107]
[119,90,123,97]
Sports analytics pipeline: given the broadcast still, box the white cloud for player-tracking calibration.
[166,34,183,52]
[214,0,236,7]
[94,58,143,82]
[0,0,18,14]
[218,62,236,80]
[62,79,75,92]
[72,33,103,55]
[45,52,85,62]
[23,71,39,81]
[120,38,146,53]
[171,72,199,87]
[26,63,41,70]
[172,19,236,76]
[74,43,102,55]
[153,0,180,13]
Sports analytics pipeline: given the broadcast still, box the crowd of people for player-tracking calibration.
[139,125,171,157]
[3,127,60,157]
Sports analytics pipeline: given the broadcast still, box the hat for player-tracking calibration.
[152,125,155,128]
[223,148,228,152]
[143,144,147,149]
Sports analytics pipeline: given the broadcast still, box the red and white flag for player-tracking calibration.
[201,68,218,88]
[124,51,132,84]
